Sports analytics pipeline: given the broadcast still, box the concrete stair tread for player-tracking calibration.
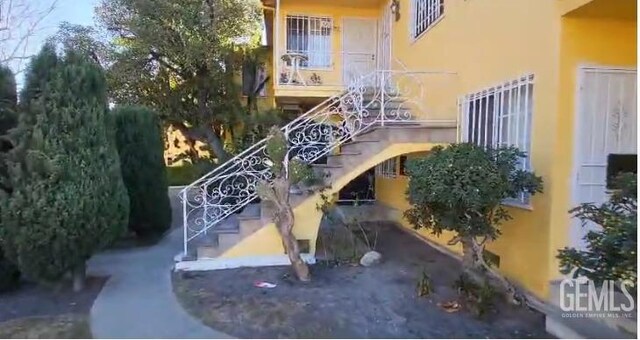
[312,164,343,169]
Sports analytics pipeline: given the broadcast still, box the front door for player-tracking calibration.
[342,18,377,86]
[571,67,637,249]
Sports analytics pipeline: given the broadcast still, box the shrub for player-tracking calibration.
[113,106,171,237]
[0,45,129,290]
[405,143,543,301]
[0,65,20,292]
[557,173,637,293]
[166,160,217,186]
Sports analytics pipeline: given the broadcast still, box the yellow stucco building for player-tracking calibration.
[178,1,636,335]
[257,0,636,298]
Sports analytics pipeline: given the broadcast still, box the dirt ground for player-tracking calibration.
[173,222,551,339]
[0,276,105,338]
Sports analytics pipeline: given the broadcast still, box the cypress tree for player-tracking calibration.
[0,46,129,291]
[113,106,171,237]
[0,65,20,292]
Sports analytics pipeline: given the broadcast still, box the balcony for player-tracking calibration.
[267,0,387,99]
[275,50,378,98]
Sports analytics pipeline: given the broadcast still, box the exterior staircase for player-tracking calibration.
[176,70,458,269]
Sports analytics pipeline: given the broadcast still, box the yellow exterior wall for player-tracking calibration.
[381,0,563,298]
[548,15,637,281]
[248,0,636,301]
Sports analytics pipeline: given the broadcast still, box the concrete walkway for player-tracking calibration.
[88,192,230,339]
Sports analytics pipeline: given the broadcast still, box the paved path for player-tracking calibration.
[88,191,231,339]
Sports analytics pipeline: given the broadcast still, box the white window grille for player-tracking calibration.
[459,74,535,206]
[411,0,444,39]
[286,15,332,68]
[375,158,397,179]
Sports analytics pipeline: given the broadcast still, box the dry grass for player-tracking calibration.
[0,314,91,339]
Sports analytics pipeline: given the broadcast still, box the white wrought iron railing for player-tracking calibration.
[179,69,452,255]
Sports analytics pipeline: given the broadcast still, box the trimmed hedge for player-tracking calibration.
[0,64,20,292]
[113,106,171,237]
[0,45,129,284]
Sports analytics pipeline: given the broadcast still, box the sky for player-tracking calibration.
[11,0,98,80]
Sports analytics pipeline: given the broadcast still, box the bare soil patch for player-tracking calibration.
[173,222,550,338]
[0,276,105,338]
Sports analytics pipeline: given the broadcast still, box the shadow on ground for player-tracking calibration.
[173,222,551,339]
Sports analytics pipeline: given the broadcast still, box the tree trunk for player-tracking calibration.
[275,178,310,281]
[202,128,230,163]
[459,235,520,304]
[72,262,86,292]
[172,122,231,163]
[278,209,311,282]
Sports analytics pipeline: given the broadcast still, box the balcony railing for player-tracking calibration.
[277,50,377,87]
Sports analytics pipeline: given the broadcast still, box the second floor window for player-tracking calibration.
[460,74,535,206]
[411,0,444,39]
[286,15,332,68]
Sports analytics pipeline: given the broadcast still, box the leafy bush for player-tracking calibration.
[0,45,129,289]
[113,106,171,237]
[405,143,542,300]
[557,173,637,292]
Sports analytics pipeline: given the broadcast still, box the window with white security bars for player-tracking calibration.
[286,15,332,68]
[411,0,444,39]
[375,158,397,179]
[459,74,535,207]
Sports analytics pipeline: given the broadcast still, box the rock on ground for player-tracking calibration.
[360,250,382,267]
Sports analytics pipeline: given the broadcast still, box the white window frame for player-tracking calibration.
[375,158,397,179]
[410,0,444,40]
[459,74,535,208]
[285,15,333,69]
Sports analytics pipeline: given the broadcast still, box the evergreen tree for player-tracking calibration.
[0,45,129,291]
[0,65,20,292]
[113,105,171,237]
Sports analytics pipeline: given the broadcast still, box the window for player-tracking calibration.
[411,0,444,39]
[286,15,332,68]
[375,158,397,179]
[459,74,535,206]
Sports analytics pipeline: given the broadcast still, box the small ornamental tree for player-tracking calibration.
[256,127,316,282]
[557,173,637,293]
[404,143,543,300]
[113,106,171,237]
[0,65,20,292]
[0,45,129,291]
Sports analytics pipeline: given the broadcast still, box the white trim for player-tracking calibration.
[174,254,317,271]
[569,66,587,249]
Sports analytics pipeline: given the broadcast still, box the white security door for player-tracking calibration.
[571,67,637,249]
[342,18,377,86]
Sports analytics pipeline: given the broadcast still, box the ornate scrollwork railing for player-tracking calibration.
[180,70,426,254]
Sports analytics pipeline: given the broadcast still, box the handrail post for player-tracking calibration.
[380,71,386,126]
[283,125,289,179]
[182,190,188,257]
